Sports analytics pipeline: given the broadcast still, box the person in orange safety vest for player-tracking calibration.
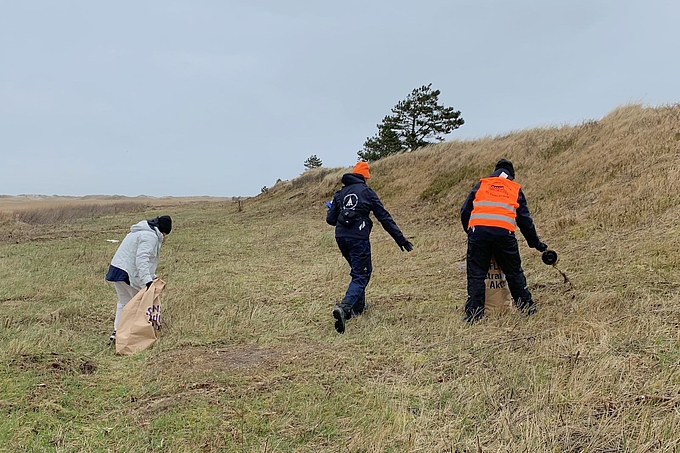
[460,159,548,323]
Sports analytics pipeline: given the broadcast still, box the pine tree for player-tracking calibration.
[357,116,404,162]
[303,154,323,170]
[358,84,464,161]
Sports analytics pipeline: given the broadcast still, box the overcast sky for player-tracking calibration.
[1,1,678,197]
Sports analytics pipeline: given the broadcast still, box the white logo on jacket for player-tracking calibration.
[343,194,358,209]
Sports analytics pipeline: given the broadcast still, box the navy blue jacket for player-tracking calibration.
[326,173,408,245]
[460,168,542,248]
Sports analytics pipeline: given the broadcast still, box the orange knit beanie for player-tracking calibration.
[352,161,370,179]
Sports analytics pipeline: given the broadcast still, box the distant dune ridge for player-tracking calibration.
[4,102,679,231]
[0,195,234,227]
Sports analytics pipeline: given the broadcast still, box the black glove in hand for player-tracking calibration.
[145,281,153,290]
[400,241,414,252]
[536,241,548,252]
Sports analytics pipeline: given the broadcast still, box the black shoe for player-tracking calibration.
[333,307,346,334]
[352,302,370,318]
[463,310,484,324]
[516,299,538,316]
[109,331,116,342]
[521,303,539,316]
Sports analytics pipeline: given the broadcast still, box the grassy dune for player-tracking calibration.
[1,103,680,452]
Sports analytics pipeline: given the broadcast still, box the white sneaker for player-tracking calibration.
[109,331,116,342]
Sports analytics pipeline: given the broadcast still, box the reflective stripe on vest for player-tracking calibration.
[468,177,521,231]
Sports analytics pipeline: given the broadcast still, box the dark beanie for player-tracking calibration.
[495,158,515,178]
[157,215,172,235]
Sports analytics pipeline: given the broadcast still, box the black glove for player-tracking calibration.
[400,241,414,252]
[535,241,548,252]
[145,281,153,290]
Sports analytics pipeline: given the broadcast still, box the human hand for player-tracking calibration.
[400,241,414,252]
[535,241,548,252]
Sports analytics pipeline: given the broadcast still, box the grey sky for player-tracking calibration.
[1,1,678,197]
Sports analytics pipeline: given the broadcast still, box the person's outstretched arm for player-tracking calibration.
[368,189,411,249]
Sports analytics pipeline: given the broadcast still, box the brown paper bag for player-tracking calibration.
[116,279,165,355]
[485,257,513,311]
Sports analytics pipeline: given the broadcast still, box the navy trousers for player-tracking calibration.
[336,237,372,316]
[465,226,533,315]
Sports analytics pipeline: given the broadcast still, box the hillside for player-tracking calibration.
[1,103,680,452]
[264,102,680,304]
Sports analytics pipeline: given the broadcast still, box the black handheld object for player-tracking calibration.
[541,250,558,265]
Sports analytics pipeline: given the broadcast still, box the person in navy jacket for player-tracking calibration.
[326,161,413,333]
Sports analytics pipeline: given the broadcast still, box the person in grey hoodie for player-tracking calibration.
[105,215,171,342]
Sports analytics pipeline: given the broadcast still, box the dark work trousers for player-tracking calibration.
[465,226,533,315]
[336,237,372,316]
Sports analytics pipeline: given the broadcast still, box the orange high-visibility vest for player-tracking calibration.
[468,177,521,231]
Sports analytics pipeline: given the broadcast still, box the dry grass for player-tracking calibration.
[13,202,149,225]
[233,102,680,451]
[2,103,680,451]
[0,195,237,244]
